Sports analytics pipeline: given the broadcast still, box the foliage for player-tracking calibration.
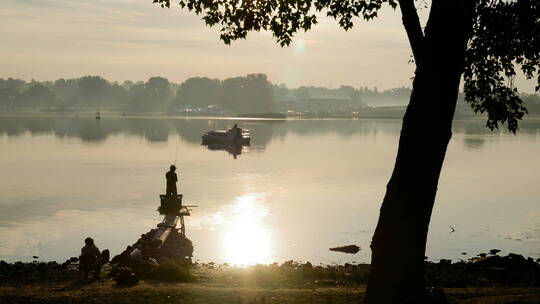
[13,84,56,110]
[0,87,18,108]
[127,77,174,112]
[173,77,221,108]
[78,76,110,106]
[51,79,81,105]
[70,76,130,108]
[2,74,368,113]
[0,78,26,91]
[464,0,540,133]
[221,73,274,112]
[147,259,195,282]
[153,0,398,46]
[170,74,274,112]
[155,0,540,132]
[1,75,536,114]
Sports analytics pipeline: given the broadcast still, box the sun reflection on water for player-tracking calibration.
[222,194,272,265]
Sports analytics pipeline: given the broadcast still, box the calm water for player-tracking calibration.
[1,115,539,265]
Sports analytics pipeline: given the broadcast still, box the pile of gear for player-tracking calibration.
[109,228,193,285]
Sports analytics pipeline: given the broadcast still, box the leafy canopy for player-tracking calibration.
[155,0,539,132]
[465,0,539,132]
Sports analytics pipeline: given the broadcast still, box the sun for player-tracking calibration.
[221,194,272,265]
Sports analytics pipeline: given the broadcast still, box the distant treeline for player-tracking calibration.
[1,75,539,114]
[0,75,274,113]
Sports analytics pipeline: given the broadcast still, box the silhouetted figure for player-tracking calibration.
[166,165,178,196]
[79,237,101,280]
[230,124,241,140]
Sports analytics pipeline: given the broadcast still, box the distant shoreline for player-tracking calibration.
[2,111,540,122]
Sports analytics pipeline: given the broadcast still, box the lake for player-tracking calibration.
[0,114,539,265]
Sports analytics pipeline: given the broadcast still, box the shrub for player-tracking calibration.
[148,259,195,282]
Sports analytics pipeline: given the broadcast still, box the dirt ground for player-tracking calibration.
[1,278,540,304]
[2,257,540,304]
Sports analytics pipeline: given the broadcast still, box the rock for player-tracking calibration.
[115,270,139,286]
[112,229,193,268]
[428,287,448,304]
[329,245,360,254]
[439,259,452,266]
[489,249,501,255]
[112,265,139,286]
[101,249,110,264]
[503,253,531,268]
[281,260,294,268]
[471,255,500,266]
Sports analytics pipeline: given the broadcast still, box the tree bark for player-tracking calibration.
[365,1,473,303]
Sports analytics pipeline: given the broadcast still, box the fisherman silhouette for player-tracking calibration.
[166,165,178,197]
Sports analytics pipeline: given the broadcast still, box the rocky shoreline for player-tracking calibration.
[1,252,539,288]
[1,252,539,304]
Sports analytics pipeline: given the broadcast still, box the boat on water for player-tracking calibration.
[202,127,250,145]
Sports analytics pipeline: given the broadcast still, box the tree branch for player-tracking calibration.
[398,0,425,64]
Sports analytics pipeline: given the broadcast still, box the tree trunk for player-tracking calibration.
[365,1,473,303]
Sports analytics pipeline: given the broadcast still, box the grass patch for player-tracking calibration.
[147,259,195,282]
[202,261,371,287]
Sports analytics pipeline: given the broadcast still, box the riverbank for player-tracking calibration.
[2,253,539,304]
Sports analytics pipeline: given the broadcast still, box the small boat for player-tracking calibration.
[202,128,250,145]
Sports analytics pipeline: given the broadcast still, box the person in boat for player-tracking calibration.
[79,237,102,280]
[166,165,178,197]
[230,124,241,140]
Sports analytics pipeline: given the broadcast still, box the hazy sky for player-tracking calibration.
[0,0,536,91]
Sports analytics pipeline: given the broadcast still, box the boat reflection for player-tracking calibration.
[202,141,249,159]
[221,194,272,265]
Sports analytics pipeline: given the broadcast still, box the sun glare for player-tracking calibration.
[222,194,272,265]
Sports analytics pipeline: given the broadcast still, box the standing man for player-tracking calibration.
[166,165,178,197]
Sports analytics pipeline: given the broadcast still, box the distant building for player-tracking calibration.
[275,88,366,112]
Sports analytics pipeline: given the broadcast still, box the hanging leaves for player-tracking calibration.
[152,0,397,46]
[464,0,539,133]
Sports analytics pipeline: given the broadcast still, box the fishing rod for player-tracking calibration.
[173,133,180,166]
